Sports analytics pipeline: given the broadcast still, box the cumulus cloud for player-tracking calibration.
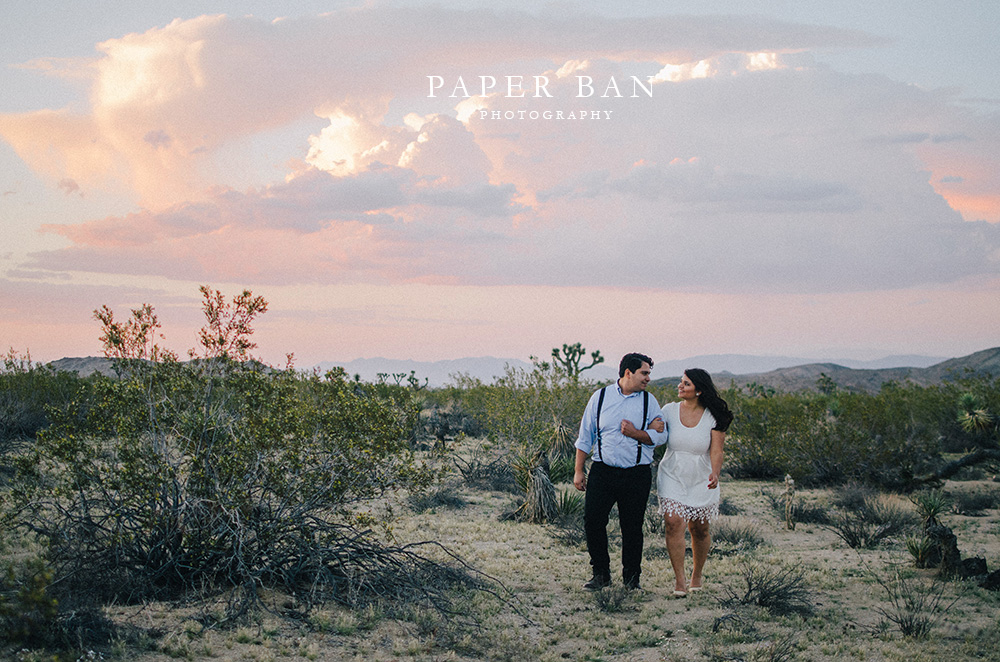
[3,5,999,296]
[0,8,875,206]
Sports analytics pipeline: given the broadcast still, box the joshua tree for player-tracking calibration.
[916,392,1000,484]
[551,342,604,381]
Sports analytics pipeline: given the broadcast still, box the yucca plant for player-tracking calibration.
[513,466,558,524]
[910,489,949,528]
[957,393,994,433]
[905,535,936,569]
[547,455,576,485]
[548,415,576,460]
[555,488,584,521]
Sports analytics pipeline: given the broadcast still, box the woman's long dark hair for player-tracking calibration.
[685,368,733,432]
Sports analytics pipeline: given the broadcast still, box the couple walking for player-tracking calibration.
[573,352,732,594]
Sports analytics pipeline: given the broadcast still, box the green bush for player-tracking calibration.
[824,496,917,549]
[450,361,594,455]
[3,289,470,623]
[0,350,82,454]
[0,556,59,644]
[726,391,820,481]
[948,488,1000,516]
[725,381,961,489]
[712,518,767,556]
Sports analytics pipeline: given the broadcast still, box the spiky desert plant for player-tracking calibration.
[548,414,576,459]
[957,393,995,433]
[514,466,558,524]
[555,489,584,521]
[910,489,950,528]
[905,535,936,569]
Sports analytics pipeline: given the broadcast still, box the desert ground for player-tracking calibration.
[20,456,997,662]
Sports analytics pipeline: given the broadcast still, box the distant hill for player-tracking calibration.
[651,347,1000,393]
[48,356,118,377]
[46,348,997,392]
[319,352,950,387]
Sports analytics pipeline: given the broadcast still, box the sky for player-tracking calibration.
[1,0,999,369]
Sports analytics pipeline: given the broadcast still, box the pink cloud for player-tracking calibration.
[0,9,877,208]
[3,6,998,299]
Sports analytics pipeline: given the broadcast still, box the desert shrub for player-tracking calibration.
[712,518,767,556]
[727,381,967,490]
[408,483,469,513]
[824,496,917,549]
[762,489,830,525]
[719,559,813,617]
[948,488,999,516]
[718,495,740,516]
[808,386,942,488]
[793,502,831,525]
[0,556,59,645]
[831,482,879,511]
[592,584,638,612]
[450,362,593,453]
[0,350,82,455]
[726,392,819,480]
[452,442,518,493]
[3,289,487,624]
[449,361,595,524]
[872,567,961,639]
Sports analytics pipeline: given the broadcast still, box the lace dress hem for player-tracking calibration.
[657,498,719,523]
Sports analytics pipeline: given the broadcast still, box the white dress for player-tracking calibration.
[656,402,719,522]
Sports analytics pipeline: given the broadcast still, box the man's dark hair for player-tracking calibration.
[619,353,653,378]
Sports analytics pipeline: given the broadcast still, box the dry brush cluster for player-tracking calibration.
[0,289,497,651]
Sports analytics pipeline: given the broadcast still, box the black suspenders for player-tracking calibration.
[595,387,607,462]
[594,387,649,466]
[636,390,649,465]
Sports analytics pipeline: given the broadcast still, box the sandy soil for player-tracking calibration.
[8,472,1000,662]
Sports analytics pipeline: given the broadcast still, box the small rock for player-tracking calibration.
[962,557,988,578]
[981,569,1000,591]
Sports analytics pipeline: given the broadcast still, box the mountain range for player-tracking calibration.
[46,347,999,392]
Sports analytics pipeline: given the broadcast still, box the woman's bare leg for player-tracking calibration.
[688,519,711,588]
[664,513,688,592]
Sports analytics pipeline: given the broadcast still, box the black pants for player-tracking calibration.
[584,461,652,584]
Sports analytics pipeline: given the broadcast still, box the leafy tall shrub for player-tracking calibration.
[4,288,459,622]
[448,359,596,522]
[725,391,821,480]
[726,381,950,489]
[0,350,81,454]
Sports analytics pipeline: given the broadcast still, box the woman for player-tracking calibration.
[650,368,732,596]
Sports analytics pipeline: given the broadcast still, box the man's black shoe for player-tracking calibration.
[624,578,641,590]
[583,574,611,590]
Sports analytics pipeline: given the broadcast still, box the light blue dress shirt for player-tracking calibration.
[575,383,668,468]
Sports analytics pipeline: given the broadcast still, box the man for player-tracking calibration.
[574,353,667,590]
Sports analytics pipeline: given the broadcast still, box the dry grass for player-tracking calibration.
[4,469,1000,662]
